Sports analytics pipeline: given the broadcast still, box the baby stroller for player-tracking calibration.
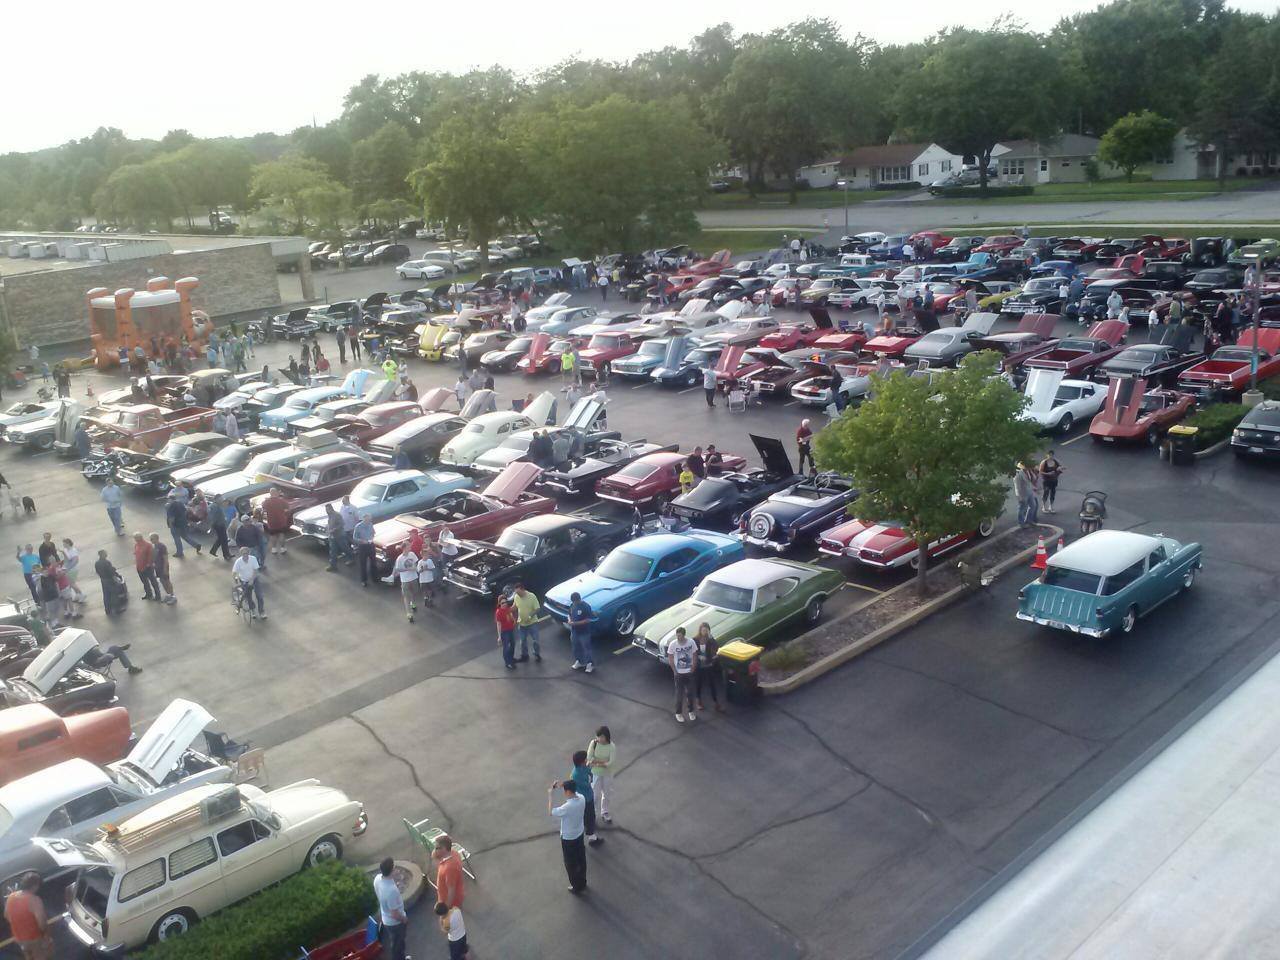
[106,573,129,614]
[1079,491,1107,535]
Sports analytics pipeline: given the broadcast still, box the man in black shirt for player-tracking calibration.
[94,549,122,614]
[687,447,706,479]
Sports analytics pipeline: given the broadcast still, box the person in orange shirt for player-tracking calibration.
[4,873,52,959]
[262,487,291,556]
[432,835,465,909]
[134,531,161,601]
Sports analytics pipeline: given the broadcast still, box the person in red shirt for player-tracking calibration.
[133,531,161,601]
[407,527,426,562]
[433,835,466,909]
[495,596,517,669]
[262,487,291,556]
[796,419,815,474]
[5,874,51,959]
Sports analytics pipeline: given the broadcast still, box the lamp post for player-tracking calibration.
[1244,254,1264,407]
[836,179,850,237]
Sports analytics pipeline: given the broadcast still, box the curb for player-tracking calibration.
[1193,436,1232,459]
[761,525,1064,695]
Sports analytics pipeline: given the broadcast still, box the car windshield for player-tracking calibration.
[209,445,252,468]
[157,441,194,461]
[680,477,732,507]
[1042,567,1102,594]
[694,579,754,612]
[637,342,665,357]
[510,338,533,351]
[1056,339,1097,351]
[1024,279,1057,292]
[596,549,653,583]
[284,395,314,410]
[495,528,541,558]
[588,335,624,350]
[687,349,717,363]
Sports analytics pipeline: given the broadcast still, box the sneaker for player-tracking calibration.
[195,545,202,555]
[584,663,594,674]
[163,596,176,604]
[602,813,612,822]
[588,836,603,846]
[259,613,269,620]
[278,547,287,554]
[534,652,542,662]
[571,660,583,670]
[127,666,143,675]
[675,713,685,723]
[325,565,337,572]
[505,663,516,670]
[270,548,278,555]
[686,711,697,722]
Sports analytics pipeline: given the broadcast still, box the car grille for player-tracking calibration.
[543,597,569,620]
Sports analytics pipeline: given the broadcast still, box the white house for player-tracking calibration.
[990,134,1108,184]
[797,157,844,189]
[1152,130,1278,180]
[837,143,964,190]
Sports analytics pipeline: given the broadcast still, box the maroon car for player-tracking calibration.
[595,449,746,507]
[331,401,425,447]
[970,312,1059,376]
[369,462,553,576]
[1022,319,1128,378]
[249,451,385,524]
[740,348,859,397]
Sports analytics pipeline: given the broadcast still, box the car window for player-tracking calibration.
[1102,560,1146,595]
[169,837,218,880]
[40,806,73,833]
[119,859,166,902]
[1147,546,1167,566]
[65,788,121,825]
[657,548,701,574]
[544,530,570,552]
[386,481,417,499]
[217,819,270,856]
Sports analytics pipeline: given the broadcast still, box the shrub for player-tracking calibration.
[873,181,921,192]
[1184,402,1248,449]
[761,643,811,672]
[136,861,376,960]
[932,185,1035,199]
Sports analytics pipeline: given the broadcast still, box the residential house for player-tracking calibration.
[991,134,1109,184]
[797,157,844,189]
[838,143,964,190]
[1152,130,1277,180]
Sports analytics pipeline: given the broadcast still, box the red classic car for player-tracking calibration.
[812,330,868,352]
[369,462,553,576]
[1088,253,1147,283]
[577,332,641,376]
[862,328,924,359]
[331,401,426,447]
[595,449,745,506]
[673,249,732,278]
[1051,237,1107,262]
[711,345,784,386]
[740,348,858,397]
[908,230,952,250]
[517,333,576,375]
[817,516,995,569]
[758,309,834,351]
[250,450,386,524]
[1022,319,1127,377]
[1178,326,1280,397]
[974,235,1023,255]
[1089,376,1196,444]
[969,312,1059,374]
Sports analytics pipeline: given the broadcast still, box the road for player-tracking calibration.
[3,281,1279,960]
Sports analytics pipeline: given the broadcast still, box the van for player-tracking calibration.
[44,780,367,953]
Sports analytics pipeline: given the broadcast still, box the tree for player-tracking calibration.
[158,129,196,153]
[898,25,1060,190]
[249,156,339,231]
[814,352,1040,592]
[72,158,107,213]
[349,122,415,208]
[93,163,181,230]
[1098,111,1179,180]
[158,142,254,227]
[295,124,353,183]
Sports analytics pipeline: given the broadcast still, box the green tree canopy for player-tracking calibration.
[93,162,181,230]
[1098,111,1179,180]
[249,156,339,231]
[814,352,1040,590]
[350,122,415,208]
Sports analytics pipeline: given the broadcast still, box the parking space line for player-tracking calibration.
[1061,432,1089,445]
[784,400,800,407]
[613,643,638,655]
[842,581,885,594]
[631,384,648,390]
[678,386,699,394]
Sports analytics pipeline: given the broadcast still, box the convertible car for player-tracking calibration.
[113,432,235,492]
[0,629,116,716]
[1019,369,1108,435]
[739,473,860,552]
[595,449,746,507]
[818,516,994,570]
[1089,377,1196,445]
[545,530,746,638]
[537,439,679,496]
[632,558,843,659]
[667,435,801,528]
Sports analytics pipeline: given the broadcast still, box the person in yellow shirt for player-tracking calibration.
[511,582,542,662]
[560,349,576,387]
[678,462,695,496]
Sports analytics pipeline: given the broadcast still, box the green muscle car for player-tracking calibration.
[632,557,843,659]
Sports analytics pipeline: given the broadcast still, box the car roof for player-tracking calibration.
[0,758,110,816]
[511,514,582,535]
[617,533,713,559]
[708,558,795,589]
[1047,530,1164,577]
[635,451,685,468]
[174,432,224,444]
[361,469,421,486]
[295,451,363,469]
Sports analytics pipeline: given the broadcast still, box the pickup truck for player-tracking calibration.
[1022,319,1128,378]
[951,252,1000,278]
[82,404,216,455]
[1177,326,1280,397]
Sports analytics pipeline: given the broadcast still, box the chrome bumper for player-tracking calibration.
[1016,612,1106,637]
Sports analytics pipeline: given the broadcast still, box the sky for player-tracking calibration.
[3,0,1274,154]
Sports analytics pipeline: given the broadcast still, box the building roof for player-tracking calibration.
[801,157,844,169]
[842,143,935,169]
[997,134,1102,159]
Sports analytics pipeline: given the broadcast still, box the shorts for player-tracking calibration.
[448,935,468,960]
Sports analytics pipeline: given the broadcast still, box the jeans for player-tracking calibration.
[584,799,597,837]
[243,578,264,614]
[169,522,202,557]
[210,525,231,559]
[106,505,123,534]
[705,387,716,407]
[518,623,540,658]
[137,567,161,600]
[798,443,815,474]
[674,672,695,713]
[104,645,136,670]
[355,543,375,584]
[380,921,406,960]
[500,629,515,666]
[327,532,351,567]
[561,835,587,891]
[99,577,116,614]
[23,573,37,601]
[570,630,594,666]
[1018,495,1040,527]
[696,665,720,705]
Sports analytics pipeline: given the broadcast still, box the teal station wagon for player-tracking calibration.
[1017,530,1201,637]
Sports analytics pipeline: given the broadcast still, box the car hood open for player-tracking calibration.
[122,699,214,784]
[482,461,542,504]
[23,628,99,695]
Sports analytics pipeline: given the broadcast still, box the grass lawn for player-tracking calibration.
[701,187,891,210]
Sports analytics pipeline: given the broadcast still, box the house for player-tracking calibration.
[1152,130,1278,180]
[797,158,844,189]
[991,134,1108,184]
[837,143,964,190]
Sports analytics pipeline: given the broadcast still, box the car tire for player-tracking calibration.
[685,370,701,387]
[32,434,54,451]
[804,594,824,625]
[1057,413,1074,435]
[151,908,197,943]
[304,834,343,869]
[397,272,406,280]
[1145,428,1159,447]
[1120,605,1139,634]
[613,604,639,637]
[1182,566,1196,590]
[977,519,995,537]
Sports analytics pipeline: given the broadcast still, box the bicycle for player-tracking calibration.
[231,577,255,626]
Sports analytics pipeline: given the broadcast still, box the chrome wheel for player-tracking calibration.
[805,595,824,624]
[305,835,342,867]
[1120,605,1138,634]
[153,910,194,942]
[614,605,638,636]
[1182,567,1196,590]
[977,519,995,538]
[1057,413,1074,435]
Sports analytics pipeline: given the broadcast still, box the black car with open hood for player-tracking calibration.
[1096,325,1204,385]
[536,439,679,496]
[667,435,802,529]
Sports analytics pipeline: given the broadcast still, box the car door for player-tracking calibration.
[653,547,704,608]
[1142,544,1179,604]
[1099,559,1147,625]
[383,479,421,514]
[216,817,291,903]
[755,576,804,639]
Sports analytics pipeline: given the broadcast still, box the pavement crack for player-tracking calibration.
[349,714,453,833]
[697,781,872,861]
[612,729,686,777]
[470,830,556,857]
[436,671,669,714]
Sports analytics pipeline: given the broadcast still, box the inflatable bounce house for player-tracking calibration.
[86,276,211,370]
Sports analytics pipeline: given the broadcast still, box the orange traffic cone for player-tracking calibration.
[1056,535,1065,554]
[1030,536,1048,570]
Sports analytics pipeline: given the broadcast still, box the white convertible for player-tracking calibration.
[438,392,555,466]
[1019,368,1107,434]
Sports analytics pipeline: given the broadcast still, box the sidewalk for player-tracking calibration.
[923,645,1280,960]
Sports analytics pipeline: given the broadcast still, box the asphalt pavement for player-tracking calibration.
[4,285,1280,960]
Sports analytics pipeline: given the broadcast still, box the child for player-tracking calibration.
[435,900,470,960]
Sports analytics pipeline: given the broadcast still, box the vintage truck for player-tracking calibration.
[0,703,132,787]
[1021,319,1128,378]
[1177,326,1280,398]
[81,404,216,455]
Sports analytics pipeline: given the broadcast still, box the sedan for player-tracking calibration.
[396,260,448,280]
[291,468,475,540]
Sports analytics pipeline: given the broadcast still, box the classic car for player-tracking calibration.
[0,400,65,438]
[611,338,673,380]
[451,329,517,367]
[969,312,1059,376]
[3,398,84,452]
[595,449,746,507]
[257,387,351,435]
[698,316,782,349]
[82,405,216,457]
[933,236,987,261]
[471,398,611,475]
[755,277,813,306]
[252,308,319,341]
[249,451,386,524]
[0,703,132,788]
[862,327,925,359]
[799,277,862,306]
[364,412,469,465]
[1017,529,1201,637]
[114,432,236,491]
[521,291,572,326]
[546,531,746,638]
[1178,326,1280,398]
[757,310,834,351]
[818,516,994,570]
[445,513,632,597]
[825,278,900,310]
[739,472,859,552]
[1232,400,1280,458]
[1001,277,1065,315]
[292,468,475,540]
[516,334,575,375]
[0,629,116,716]
[1184,266,1244,300]
[646,273,703,304]
[1089,377,1196,444]
[973,235,1023,255]
[168,434,287,488]
[790,357,902,408]
[370,463,553,575]
[237,383,306,428]
[673,249,732,278]
[537,439,679,496]
[528,306,599,336]
[839,231,886,253]
[437,393,556,467]
[330,401,425,447]
[712,278,772,306]
[195,430,364,512]
[1019,369,1108,434]
[576,332,641,375]
[632,557,843,658]
[1052,237,1108,262]
[1231,237,1280,266]
[902,311,999,367]
[651,341,723,388]
[1095,326,1204,385]
[667,435,800,528]
[1093,237,1158,262]
[710,345,785,387]
[480,335,536,372]
[287,397,374,436]
[867,235,909,260]
[739,349,856,397]
[0,699,230,892]
[1022,320,1128,377]
[96,376,189,408]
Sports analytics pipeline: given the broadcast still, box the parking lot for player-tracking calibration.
[4,280,1280,960]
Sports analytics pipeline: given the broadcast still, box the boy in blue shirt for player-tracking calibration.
[571,750,602,846]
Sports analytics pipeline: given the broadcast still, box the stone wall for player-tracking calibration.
[0,242,282,347]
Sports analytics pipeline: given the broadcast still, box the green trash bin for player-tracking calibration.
[1167,424,1198,466]
[718,640,763,705]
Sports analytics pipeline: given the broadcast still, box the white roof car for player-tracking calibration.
[0,699,227,887]
[705,558,792,594]
[439,411,538,467]
[471,397,604,474]
[697,316,781,346]
[0,400,63,433]
[1019,369,1107,433]
[1045,530,1165,578]
[522,292,572,325]
[195,434,364,504]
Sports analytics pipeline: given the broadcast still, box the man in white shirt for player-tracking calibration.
[667,626,698,723]
[549,779,587,893]
[902,242,915,262]
[417,551,437,606]
[393,549,419,622]
[373,857,408,960]
[232,547,265,620]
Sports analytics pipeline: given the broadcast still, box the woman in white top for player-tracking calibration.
[393,549,419,622]
[416,551,437,607]
[587,725,616,823]
[60,538,87,607]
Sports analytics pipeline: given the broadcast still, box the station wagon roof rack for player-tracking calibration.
[102,786,244,853]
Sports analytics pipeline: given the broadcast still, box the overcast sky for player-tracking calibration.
[5,0,1273,154]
